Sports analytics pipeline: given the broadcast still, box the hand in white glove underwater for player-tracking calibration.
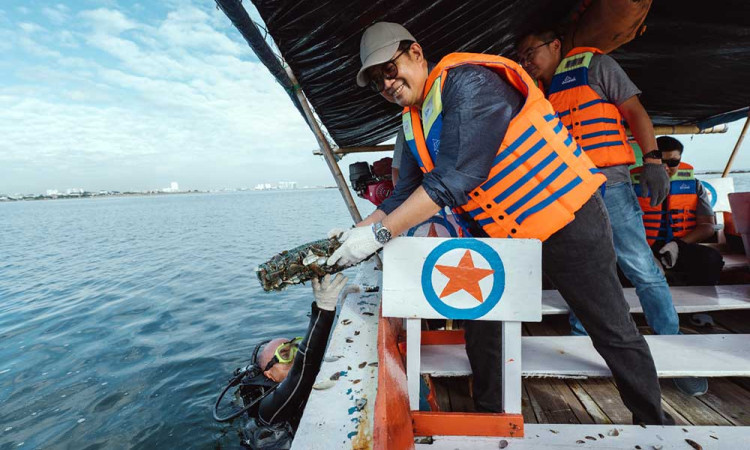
[312,274,348,311]
[658,241,679,269]
[326,226,382,267]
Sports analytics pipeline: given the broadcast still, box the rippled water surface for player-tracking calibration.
[0,190,374,449]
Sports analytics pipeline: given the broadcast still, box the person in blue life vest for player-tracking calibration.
[515,31,707,397]
[632,136,725,286]
[213,274,348,449]
[326,22,675,425]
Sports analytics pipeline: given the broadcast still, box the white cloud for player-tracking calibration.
[0,2,324,193]
[41,5,70,25]
[155,7,243,55]
[88,33,143,61]
[79,8,139,35]
[17,35,63,59]
[57,30,79,48]
[18,22,45,34]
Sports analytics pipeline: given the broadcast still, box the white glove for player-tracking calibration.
[312,274,348,311]
[326,226,383,267]
[327,228,348,239]
[658,241,679,269]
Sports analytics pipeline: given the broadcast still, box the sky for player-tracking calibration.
[0,1,748,194]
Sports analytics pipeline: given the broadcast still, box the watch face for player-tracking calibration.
[375,226,391,243]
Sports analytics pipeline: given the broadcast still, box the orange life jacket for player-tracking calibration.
[547,47,635,168]
[401,53,606,241]
[631,162,698,246]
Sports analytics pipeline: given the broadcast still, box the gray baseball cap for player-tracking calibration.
[356,22,416,87]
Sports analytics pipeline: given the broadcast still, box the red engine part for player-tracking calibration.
[362,180,394,206]
[371,157,393,177]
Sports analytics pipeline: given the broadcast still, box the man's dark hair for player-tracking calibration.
[657,136,684,154]
[515,29,561,51]
[398,40,415,52]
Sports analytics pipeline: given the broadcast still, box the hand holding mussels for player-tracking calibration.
[256,236,346,291]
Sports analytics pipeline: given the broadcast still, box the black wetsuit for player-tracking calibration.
[256,301,335,426]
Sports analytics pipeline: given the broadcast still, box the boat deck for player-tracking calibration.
[430,309,750,427]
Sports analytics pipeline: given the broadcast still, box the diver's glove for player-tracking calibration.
[658,240,679,269]
[639,163,670,206]
[326,226,382,267]
[312,274,348,311]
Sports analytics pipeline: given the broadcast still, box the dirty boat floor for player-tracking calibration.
[431,310,750,427]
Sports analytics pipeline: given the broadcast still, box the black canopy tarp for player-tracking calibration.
[219,0,750,148]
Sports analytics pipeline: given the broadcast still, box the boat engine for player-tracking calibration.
[349,157,394,206]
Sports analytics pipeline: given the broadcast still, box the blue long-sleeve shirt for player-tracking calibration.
[378,64,523,214]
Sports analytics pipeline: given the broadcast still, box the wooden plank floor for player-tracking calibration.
[430,309,750,426]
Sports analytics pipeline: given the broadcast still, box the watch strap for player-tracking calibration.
[643,150,662,160]
[372,222,392,244]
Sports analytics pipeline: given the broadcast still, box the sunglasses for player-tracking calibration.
[518,40,554,66]
[663,159,681,168]
[368,48,409,93]
[263,337,303,371]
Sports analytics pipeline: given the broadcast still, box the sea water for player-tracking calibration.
[1,175,749,449]
[0,189,375,449]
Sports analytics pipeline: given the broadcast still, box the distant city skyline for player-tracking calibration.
[1,180,328,197]
[0,1,748,194]
[0,179,335,201]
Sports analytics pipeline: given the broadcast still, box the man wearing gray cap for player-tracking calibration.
[327,22,672,425]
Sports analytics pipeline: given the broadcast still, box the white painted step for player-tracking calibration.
[542,284,750,315]
[421,334,750,378]
[415,424,749,449]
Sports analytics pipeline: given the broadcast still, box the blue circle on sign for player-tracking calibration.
[406,216,458,237]
[700,180,717,208]
[421,239,505,320]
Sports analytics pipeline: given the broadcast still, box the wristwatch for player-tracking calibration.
[372,222,392,245]
[642,150,662,161]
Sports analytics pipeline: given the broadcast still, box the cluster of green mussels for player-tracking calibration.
[256,236,344,292]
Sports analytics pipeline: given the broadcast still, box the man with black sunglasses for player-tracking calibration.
[632,136,724,292]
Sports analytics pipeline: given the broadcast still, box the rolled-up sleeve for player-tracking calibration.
[378,143,422,214]
[421,65,522,208]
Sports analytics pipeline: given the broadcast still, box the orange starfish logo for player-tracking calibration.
[434,250,494,302]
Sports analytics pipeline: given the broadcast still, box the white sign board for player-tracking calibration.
[382,237,542,321]
[699,177,735,212]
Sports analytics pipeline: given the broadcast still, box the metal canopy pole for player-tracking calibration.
[283,65,363,224]
[722,112,750,178]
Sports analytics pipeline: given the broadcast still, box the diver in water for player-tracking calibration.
[214,274,349,449]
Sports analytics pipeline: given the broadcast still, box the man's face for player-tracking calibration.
[367,43,428,108]
[516,35,561,82]
[662,149,682,177]
[264,360,292,383]
[259,338,294,383]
